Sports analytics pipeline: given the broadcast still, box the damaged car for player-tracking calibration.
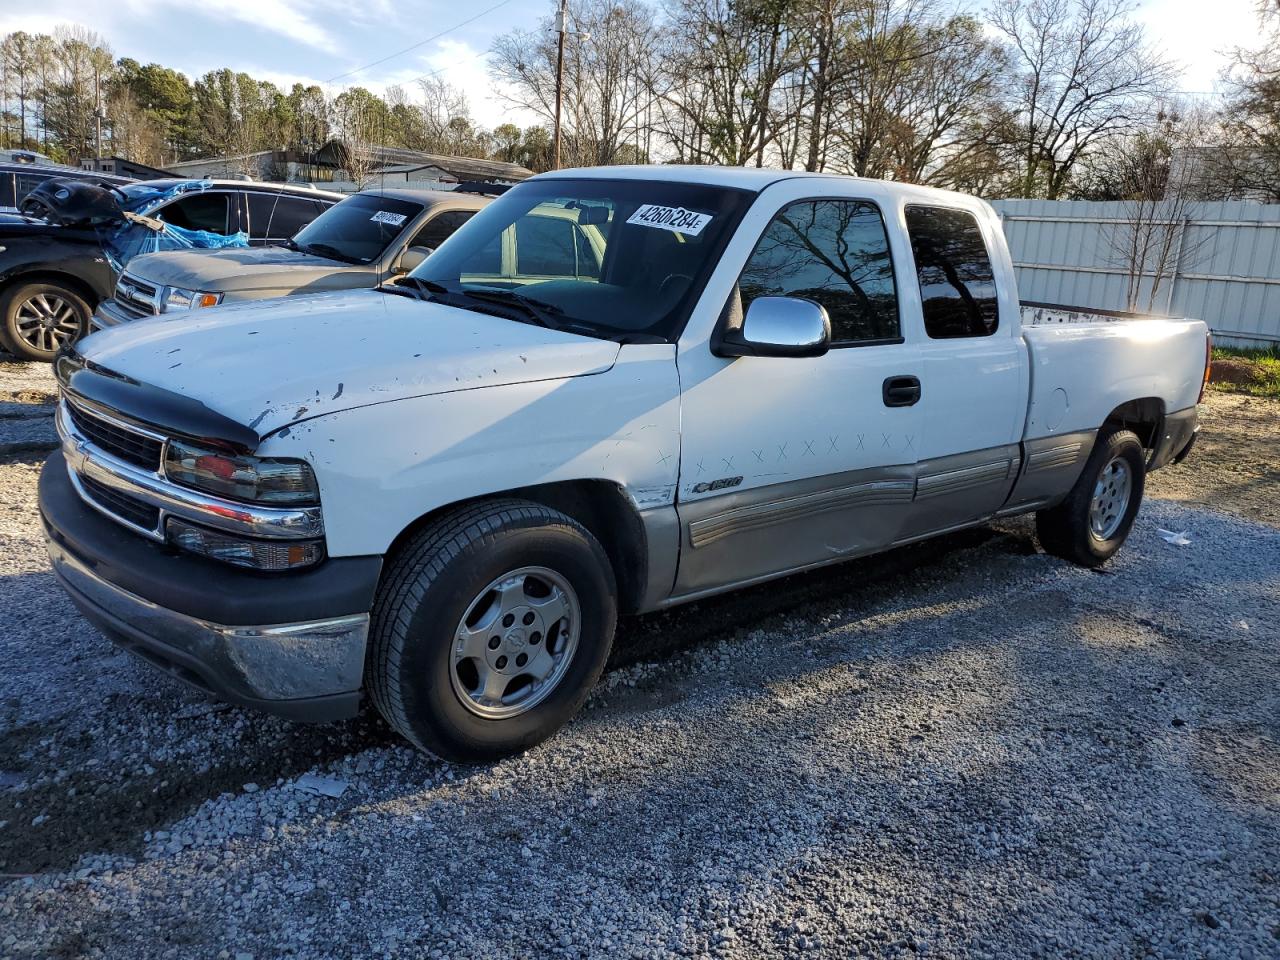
[0,177,341,361]
[92,187,492,328]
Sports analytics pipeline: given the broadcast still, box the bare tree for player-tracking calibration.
[331,87,387,188]
[648,0,800,166]
[1213,1,1280,200]
[990,0,1176,199]
[1088,105,1215,313]
[491,0,658,166]
[417,76,471,151]
[106,86,167,167]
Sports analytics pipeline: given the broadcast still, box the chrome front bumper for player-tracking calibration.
[48,533,368,720]
[90,297,143,330]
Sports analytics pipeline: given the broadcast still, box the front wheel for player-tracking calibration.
[0,281,92,361]
[367,499,617,762]
[1036,428,1146,567]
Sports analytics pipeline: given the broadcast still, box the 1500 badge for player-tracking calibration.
[692,476,743,494]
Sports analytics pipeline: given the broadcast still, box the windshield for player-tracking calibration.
[408,177,753,341]
[115,182,203,215]
[290,194,423,264]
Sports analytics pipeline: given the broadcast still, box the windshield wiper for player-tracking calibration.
[456,288,565,330]
[300,241,358,264]
[387,279,591,335]
[389,276,449,303]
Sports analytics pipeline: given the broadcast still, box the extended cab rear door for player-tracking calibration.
[892,198,1027,541]
[672,178,924,598]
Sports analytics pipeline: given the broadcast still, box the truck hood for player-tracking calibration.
[76,289,621,438]
[128,246,368,296]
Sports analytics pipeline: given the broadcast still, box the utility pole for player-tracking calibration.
[552,0,567,170]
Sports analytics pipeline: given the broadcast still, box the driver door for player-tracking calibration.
[673,191,923,598]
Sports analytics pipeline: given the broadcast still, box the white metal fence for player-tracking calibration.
[990,199,1280,347]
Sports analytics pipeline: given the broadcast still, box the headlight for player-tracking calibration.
[166,518,324,570]
[163,286,222,311]
[163,441,319,505]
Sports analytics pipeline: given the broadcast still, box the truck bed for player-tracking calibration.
[1021,312,1208,441]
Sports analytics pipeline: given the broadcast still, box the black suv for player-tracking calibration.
[0,178,342,361]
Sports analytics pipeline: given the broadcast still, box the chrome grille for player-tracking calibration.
[113,274,160,319]
[79,474,161,532]
[66,402,163,472]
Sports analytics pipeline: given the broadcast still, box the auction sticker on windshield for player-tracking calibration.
[371,211,408,226]
[626,205,713,236]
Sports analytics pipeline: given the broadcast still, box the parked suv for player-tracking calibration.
[0,178,341,361]
[93,188,491,327]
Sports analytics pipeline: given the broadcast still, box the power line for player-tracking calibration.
[324,0,516,85]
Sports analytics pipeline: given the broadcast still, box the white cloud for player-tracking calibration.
[0,0,340,57]
[169,0,339,54]
[1135,0,1261,93]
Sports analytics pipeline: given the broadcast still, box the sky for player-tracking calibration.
[0,0,1267,132]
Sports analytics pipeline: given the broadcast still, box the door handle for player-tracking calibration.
[882,375,921,407]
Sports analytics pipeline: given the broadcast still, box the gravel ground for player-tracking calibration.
[1147,390,1280,528]
[0,365,1277,959]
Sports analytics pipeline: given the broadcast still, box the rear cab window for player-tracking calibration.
[904,205,999,338]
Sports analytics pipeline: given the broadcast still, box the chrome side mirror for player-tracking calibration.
[714,296,831,358]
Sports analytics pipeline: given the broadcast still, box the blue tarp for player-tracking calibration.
[99,180,249,272]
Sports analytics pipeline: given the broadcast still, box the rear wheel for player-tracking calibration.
[1036,428,1146,567]
[1,281,91,361]
[367,499,617,762]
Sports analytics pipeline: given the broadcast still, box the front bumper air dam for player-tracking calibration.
[40,452,383,722]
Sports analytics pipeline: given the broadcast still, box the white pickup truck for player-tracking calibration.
[40,167,1209,761]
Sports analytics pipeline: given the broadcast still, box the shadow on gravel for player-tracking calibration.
[0,711,396,876]
[611,521,1035,668]
[0,449,53,468]
[1,519,1038,877]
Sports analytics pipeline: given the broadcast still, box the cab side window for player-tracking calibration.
[409,210,476,251]
[247,193,328,240]
[157,192,230,234]
[737,199,900,344]
[904,205,999,338]
[14,173,52,206]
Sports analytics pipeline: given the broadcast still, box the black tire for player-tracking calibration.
[0,281,91,362]
[367,499,617,762]
[1036,428,1146,567]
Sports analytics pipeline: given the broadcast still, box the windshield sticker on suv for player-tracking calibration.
[626,205,713,236]
[370,211,408,226]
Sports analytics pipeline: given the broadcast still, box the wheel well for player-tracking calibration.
[1103,397,1164,451]
[384,480,650,615]
[1,271,99,311]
